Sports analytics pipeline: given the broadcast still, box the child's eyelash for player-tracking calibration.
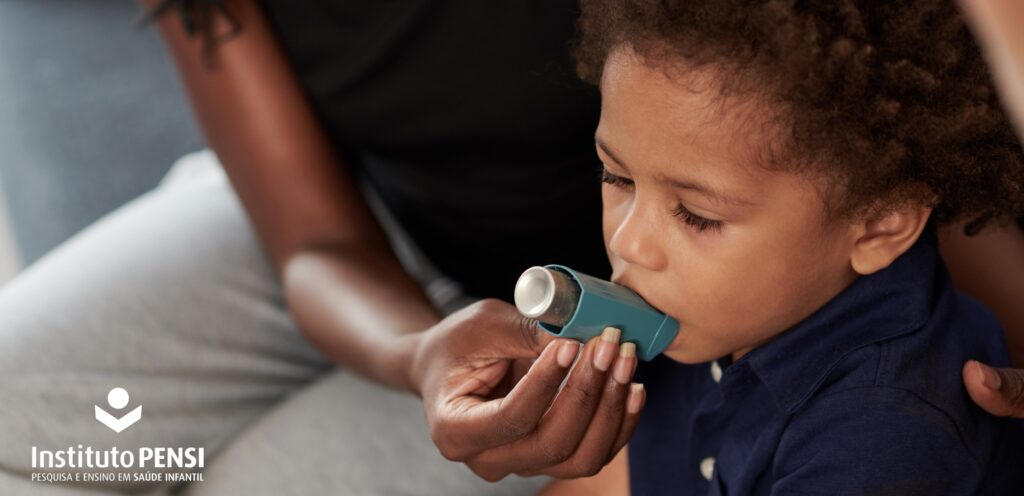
[601,167,723,234]
[672,204,723,233]
[598,168,720,232]
[599,168,633,188]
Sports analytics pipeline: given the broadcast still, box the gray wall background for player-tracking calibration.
[0,0,203,264]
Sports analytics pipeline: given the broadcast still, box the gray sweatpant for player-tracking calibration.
[0,151,552,495]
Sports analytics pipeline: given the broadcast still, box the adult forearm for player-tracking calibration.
[146,0,395,275]
[283,243,441,393]
[940,220,1024,367]
[960,0,1024,140]
[146,0,435,389]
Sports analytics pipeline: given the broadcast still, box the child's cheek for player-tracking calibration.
[655,273,732,363]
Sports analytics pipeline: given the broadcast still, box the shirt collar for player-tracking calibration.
[734,228,940,413]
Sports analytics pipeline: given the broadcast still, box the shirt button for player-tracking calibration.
[699,456,716,481]
[710,360,723,383]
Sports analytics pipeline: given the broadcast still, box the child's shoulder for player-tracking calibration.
[777,383,1017,494]
[810,284,1005,422]
[779,288,1020,493]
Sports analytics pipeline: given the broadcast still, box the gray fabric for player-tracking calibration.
[0,152,552,495]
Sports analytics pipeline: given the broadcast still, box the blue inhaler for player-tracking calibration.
[514,265,679,361]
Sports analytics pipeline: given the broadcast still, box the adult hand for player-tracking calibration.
[409,299,645,481]
[963,361,1024,419]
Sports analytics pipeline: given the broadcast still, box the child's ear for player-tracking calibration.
[849,204,932,275]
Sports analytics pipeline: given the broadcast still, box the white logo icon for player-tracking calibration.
[95,387,142,433]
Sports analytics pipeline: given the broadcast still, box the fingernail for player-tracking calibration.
[620,341,636,358]
[593,327,621,371]
[557,340,581,368]
[612,343,637,384]
[601,326,622,343]
[975,360,1002,390]
[627,383,645,413]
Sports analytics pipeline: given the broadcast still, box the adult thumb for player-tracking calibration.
[963,360,1024,419]
[513,313,559,356]
[472,299,559,357]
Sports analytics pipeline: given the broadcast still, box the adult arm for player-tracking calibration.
[940,220,1024,367]
[940,221,1024,418]
[144,0,645,478]
[951,0,1024,418]
[536,446,630,496]
[144,0,432,391]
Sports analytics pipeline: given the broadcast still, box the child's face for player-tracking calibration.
[597,47,861,363]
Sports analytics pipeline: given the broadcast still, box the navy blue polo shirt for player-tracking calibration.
[628,230,1024,494]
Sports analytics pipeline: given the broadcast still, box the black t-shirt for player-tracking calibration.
[255,0,609,299]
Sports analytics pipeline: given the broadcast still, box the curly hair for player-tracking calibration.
[574,0,1024,234]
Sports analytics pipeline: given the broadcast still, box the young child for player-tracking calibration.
[543,0,1024,494]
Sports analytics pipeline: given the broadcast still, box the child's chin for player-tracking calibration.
[661,346,718,364]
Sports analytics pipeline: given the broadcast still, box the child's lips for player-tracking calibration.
[666,324,685,351]
[614,274,683,334]
[613,275,663,311]
[610,274,637,293]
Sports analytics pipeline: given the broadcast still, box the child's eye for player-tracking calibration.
[600,168,634,189]
[672,204,723,233]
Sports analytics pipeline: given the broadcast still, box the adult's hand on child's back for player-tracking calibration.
[964,361,1024,419]
[408,299,644,482]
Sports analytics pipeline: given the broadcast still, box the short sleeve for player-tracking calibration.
[771,387,982,495]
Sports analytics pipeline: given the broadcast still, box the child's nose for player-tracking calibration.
[608,202,668,272]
